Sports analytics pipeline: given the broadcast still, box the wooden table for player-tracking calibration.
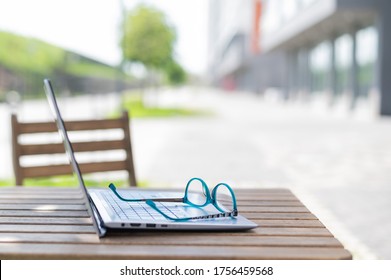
[0,187,352,260]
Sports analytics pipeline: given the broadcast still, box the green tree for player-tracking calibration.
[121,5,186,85]
[122,5,174,71]
[164,60,187,85]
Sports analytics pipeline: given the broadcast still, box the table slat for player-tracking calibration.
[0,223,332,237]
[0,210,89,217]
[0,217,91,225]
[253,219,325,228]
[0,204,86,211]
[0,224,95,233]
[0,232,342,248]
[0,243,352,260]
[243,212,317,220]
[0,199,85,205]
[240,206,309,213]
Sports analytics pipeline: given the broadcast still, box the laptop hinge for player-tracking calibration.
[89,197,107,238]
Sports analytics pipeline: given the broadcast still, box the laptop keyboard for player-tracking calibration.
[102,191,186,221]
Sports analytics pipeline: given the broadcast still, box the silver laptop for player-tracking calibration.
[43,79,257,237]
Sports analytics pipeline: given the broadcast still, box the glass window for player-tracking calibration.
[300,0,317,8]
[262,0,319,36]
[356,26,378,98]
[335,34,352,96]
[310,41,331,94]
[297,49,308,93]
[262,0,282,35]
[281,0,299,22]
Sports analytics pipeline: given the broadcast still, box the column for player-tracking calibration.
[350,29,359,110]
[330,37,337,104]
[377,8,391,115]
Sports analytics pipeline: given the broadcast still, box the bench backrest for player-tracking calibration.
[11,111,137,186]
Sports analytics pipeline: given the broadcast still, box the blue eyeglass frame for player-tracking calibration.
[108,177,238,221]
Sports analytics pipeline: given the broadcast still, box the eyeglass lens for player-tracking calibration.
[185,178,209,207]
[213,184,235,213]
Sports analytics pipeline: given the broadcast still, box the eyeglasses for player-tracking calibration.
[108,177,238,221]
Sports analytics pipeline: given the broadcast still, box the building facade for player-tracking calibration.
[209,0,391,116]
[207,0,286,93]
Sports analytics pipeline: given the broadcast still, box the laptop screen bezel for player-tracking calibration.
[43,78,106,237]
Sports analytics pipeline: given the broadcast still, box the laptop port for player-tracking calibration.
[130,223,141,227]
[146,223,156,228]
[161,224,168,228]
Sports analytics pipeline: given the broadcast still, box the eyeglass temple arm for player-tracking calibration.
[146,200,237,221]
[148,197,184,202]
[108,183,184,203]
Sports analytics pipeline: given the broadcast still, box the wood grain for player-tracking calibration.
[11,112,137,186]
[0,187,352,260]
[0,243,352,260]
[21,140,127,155]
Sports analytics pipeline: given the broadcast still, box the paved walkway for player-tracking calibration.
[1,87,390,259]
[131,87,391,260]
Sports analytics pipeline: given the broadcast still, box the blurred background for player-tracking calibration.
[1,0,390,259]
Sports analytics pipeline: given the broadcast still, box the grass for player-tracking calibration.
[0,176,133,188]
[0,30,130,85]
[113,91,210,119]
[0,175,151,188]
[0,179,14,187]
[0,31,65,75]
[65,61,125,80]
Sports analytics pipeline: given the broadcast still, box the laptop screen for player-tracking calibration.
[43,79,106,237]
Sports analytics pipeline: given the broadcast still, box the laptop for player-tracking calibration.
[43,79,257,237]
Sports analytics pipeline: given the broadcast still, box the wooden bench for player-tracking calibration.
[0,187,352,260]
[11,112,137,186]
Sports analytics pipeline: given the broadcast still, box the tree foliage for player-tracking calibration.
[165,60,187,85]
[121,5,186,85]
[122,5,175,70]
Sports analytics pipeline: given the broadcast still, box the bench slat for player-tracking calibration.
[20,140,126,155]
[18,119,125,134]
[22,160,128,177]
